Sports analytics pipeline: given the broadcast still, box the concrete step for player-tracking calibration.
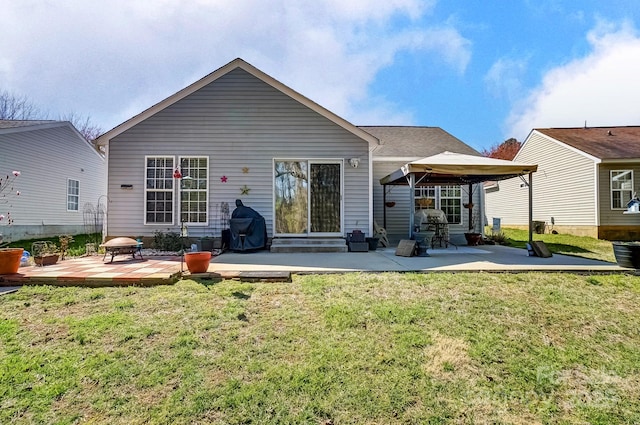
[270,238,348,253]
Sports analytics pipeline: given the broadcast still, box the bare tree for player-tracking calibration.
[59,112,103,142]
[1,91,103,150]
[0,90,42,120]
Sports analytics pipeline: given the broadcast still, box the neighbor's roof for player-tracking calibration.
[380,151,538,186]
[0,120,56,129]
[361,126,480,159]
[536,126,640,160]
[96,58,379,147]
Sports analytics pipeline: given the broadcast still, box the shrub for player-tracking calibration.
[152,231,183,251]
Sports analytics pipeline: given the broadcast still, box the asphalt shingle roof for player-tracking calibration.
[536,126,640,160]
[360,126,481,159]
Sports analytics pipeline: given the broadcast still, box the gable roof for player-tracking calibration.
[361,126,480,160]
[535,126,640,161]
[0,120,104,160]
[96,58,379,147]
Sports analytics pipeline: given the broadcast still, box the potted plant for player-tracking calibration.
[32,241,60,266]
[184,251,212,273]
[0,170,23,274]
[59,235,74,260]
[464,210,482,246]
[612,241,640,269]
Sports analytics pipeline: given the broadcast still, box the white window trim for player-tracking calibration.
[67,178,79,212]
[144,155,175,225]
[610,169,634,210]
[414,185,462,225]
[178,156,209,226]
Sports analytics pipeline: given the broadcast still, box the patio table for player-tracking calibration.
[100,237,143,263]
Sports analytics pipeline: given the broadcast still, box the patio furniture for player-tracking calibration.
[100,237,143,263]
[415,209,456,249]
[373,221,390,247]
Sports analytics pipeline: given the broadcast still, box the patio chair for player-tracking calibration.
[373,221,390,247]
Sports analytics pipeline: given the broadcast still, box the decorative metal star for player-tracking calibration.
[220,175,228,183]
[240,185,250,195]
[242,167,249,174]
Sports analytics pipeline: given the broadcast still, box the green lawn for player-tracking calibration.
[2,273,639,424]
[489,228,616,263]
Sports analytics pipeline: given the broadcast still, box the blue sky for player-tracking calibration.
[2,0,640,151]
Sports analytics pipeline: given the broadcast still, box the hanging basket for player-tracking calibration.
[385,201,396,208]
[418,198,433,207]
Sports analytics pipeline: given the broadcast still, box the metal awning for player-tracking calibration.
[380,151,537,186]
[379,151,538,243]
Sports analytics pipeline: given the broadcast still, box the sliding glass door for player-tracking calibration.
[274,160,342,236]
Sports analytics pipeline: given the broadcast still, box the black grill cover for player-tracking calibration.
[229,200,266,251]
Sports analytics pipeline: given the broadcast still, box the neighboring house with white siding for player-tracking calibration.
[95,58,484,249]
[0,120,106,242]
[362,126,485,244]
[485,126,640,240]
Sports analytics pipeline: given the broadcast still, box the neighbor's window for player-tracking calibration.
[178,156,208,224]
[67,179,79,211]
[611,170,633,209]
[145,156,174,224]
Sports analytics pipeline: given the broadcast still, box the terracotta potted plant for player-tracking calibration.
[0,170,23,274]
[0,246,23,274]
[185,251,212,273]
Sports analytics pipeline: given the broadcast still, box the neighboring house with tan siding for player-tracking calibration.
[0,120,106,242]
[485,126,640,240]
[362,126,484,243]
[95,59,484,249]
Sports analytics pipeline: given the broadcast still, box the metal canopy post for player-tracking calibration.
[528,172,533,244]
[409,173,416,237]
[468,183,473,231]
[383,187,387,228]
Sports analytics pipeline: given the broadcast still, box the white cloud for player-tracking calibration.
[484,57,529,102]
[506,20,640,141]
[0,0,468,130]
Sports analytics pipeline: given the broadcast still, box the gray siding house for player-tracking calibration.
[96,59,379,247]
[485,126,640,240]
[96,59,485,248]
[0,120,106,241]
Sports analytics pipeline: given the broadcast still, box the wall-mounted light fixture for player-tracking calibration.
[349,158,360,168]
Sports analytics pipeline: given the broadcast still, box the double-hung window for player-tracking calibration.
[178,156,208,224]
[145,156,175,224]
[611,170,633,209]
[67,179,79,211]
[414,185,462,224]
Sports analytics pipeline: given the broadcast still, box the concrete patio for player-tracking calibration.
[0,243,631,289]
